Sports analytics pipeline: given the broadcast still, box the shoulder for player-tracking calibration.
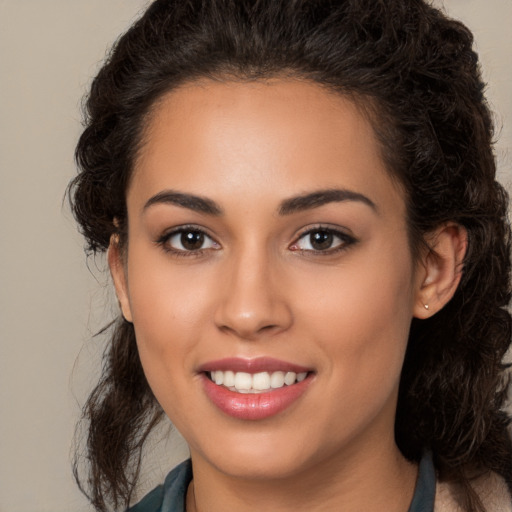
[127,460,193,512]
[127,485,164,512]
[435,471,512,512]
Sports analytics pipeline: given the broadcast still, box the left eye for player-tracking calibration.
[162,229,219,252]
[291,228,353,252]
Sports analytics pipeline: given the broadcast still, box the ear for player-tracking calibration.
[413,223,467,319]
[108,235,133,323]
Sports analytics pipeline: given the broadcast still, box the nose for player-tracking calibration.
[214,249,293,340]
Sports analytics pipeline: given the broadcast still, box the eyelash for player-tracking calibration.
[156,225,220,258]
[289,226,357,256]
[156,225,356,257]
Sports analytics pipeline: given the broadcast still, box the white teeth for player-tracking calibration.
[297,372,307,382]
[209,370,308,393]
[223,370,235,387]
[252,372,271,390]
[270,371,285,388]
[284,371,297,386]
[234,372,252,390]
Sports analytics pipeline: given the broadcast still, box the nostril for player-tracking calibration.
[258,323,278,332]
[216,321,285,341]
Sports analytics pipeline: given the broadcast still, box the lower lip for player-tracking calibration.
[201,374,312,420]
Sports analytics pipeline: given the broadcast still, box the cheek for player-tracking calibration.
[124,252,214,423]
[124,247,215,364]
[295,246,415,388]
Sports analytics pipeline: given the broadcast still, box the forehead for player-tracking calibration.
[139,79,377,166]
[130,79,404,217]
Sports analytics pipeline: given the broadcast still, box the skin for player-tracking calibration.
[110,79,466,511]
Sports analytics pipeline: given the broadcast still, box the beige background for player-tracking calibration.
[0,1,510,510]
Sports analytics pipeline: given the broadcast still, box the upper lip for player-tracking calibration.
[198,357,312,374]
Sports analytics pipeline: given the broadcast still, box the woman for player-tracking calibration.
[69,1,512,511]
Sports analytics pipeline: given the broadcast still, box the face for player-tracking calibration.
[112,79,427,481]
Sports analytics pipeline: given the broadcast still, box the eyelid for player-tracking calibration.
[156,224,221,255]
[289,224,357,253]
[155,223,355,257]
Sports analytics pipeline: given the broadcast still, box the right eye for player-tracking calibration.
[158,227,220,255]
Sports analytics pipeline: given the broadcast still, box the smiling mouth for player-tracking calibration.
[201,362,313,419]
[207,370,309,394]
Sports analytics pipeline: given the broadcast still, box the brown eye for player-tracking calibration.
[160,228,219,254]
[291,227,356,254]
[181,230,205,250]
[309,230,334,250]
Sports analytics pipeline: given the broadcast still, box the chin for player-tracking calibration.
[188,421,343,483]
[205,449,315,481]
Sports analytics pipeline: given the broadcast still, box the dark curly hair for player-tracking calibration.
[69,0,512,510]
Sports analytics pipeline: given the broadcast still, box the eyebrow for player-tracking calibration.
[143,190,223,215]
[143,187,377,216]
[278,189,377,215]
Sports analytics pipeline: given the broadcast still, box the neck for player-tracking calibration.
[187,441,418,512]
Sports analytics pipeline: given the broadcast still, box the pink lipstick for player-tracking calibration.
[199,357,313,420]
